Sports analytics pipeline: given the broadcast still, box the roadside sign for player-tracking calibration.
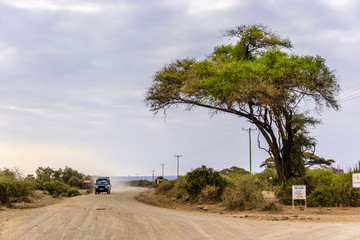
[261,191,275,201]
[292,185,306,200]
[292,185,306,209]
[352,173,360,188]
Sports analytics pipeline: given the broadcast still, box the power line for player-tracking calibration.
[338,88,360,103]
[183,128,245,156]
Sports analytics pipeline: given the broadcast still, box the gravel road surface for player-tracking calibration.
[1,187,360,240]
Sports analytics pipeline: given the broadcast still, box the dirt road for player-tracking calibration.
[1,187,360,240]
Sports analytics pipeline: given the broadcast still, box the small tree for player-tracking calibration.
[183,165,227,199]
[220,166,249,177]
[35,167,56,189]
[62,166,83,187]
[146,24,340,183]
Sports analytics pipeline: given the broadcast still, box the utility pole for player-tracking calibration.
[174,155,183,179]
[160,163,166,177]
[242,127,257,174]
[152,170,155,182]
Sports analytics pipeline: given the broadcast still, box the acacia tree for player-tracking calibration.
[145,24,340,183]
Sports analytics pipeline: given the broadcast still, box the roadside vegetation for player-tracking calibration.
[128,179,154,187]
[0,166,93,207]
[154,165,360,210]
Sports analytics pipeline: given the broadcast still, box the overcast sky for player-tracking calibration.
[1,0,360,177]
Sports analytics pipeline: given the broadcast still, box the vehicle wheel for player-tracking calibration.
[107,190,110,194]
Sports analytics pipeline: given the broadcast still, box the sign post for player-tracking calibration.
[352,173,360,188]
[292,185,306,209]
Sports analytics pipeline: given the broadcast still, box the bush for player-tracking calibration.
[277,169,360,207]
[128,180,154,187]
[0,177,34,206]
[43,180,81,198]
[183,165,227,200]
[155,180,175,194]
[0,169,35,207]
[173,177,187,199]
[67,187,81,197]
[44,180,71,197]
[305,168,336,193]
[307,186,335,207]
[222,175,264,210]
[261,201,282,212]
[332,173,360,207]
[68,176,82,188]
[199,185,219,203]
[253,168,279,185]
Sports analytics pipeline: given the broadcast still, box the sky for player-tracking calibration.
[1,0,360,177]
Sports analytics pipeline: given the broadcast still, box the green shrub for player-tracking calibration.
[222,175,264,210]
[307,186,335,207]
[183,165,227,200]
[155,180,175,194]
[128,179,154,187]
[62,166,83,187]
[44,181,81,198]
[0,177,34,206]
[44,180,70,197]
[277,170,360,207]
[333,173,360,207]
[199,185,219,203]
[173,177,187,199]
[253,168,279,185]
[68,176,82,188]
[67,187,81,197]
[305,168,336,193]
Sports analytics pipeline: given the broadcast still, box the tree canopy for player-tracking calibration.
[145,24,340,182]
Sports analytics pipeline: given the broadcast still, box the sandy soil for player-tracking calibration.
[1,187,360,240]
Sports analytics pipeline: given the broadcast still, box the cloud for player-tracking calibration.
[0,46,16,63]
[0,0,133,13]
[321,0,358,9]
[163,0,240,14]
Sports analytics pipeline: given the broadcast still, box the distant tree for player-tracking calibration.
[0,168,23,180]
[62,166,83,186]
[35,167,55,189]
[304,152,335,168]
[260,157,276,169]
[262,153,335,170]
[53,169,63,181]
[220,166,249,176]
[145,24,340,182]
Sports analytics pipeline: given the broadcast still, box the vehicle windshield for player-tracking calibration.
[96,180,109,185]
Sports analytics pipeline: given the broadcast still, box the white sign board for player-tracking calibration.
[292,185,306,200]
[352,173,360,188]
